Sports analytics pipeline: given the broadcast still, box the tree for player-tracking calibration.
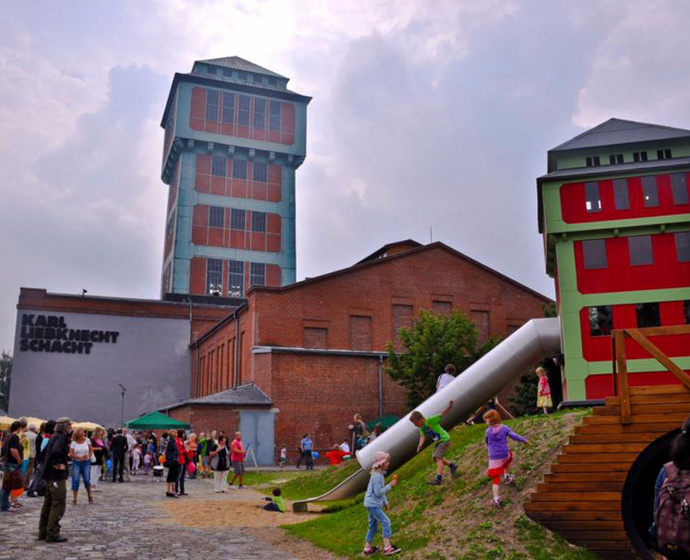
[0,350,11,412]
[385,310,499,408]
[508,369,539,416]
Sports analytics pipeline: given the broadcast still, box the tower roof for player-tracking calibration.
[550,118,690,152]
[196,56,287,79]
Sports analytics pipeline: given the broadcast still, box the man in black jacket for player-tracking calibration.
[38,417,71,543]
[110,429,128,483]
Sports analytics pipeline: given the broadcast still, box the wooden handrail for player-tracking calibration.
[611,324,690,425]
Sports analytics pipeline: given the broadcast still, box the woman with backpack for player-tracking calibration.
[653,416,690,559]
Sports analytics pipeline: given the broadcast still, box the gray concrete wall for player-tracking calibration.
[9,309,192,427]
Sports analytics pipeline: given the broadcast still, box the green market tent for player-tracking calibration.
[125,411,190,430]
[367,415,400,432]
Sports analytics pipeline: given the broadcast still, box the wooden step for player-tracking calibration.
[583,541,634,552]
[524,500,621,512]
[629,384,687,395]
[595,403,690,416]
[529,491,621,502]
[631,392,690,405]
[562,442,646,454]
[536,482,623,493]
[525,509,622,522]
[575,422,680,435]
[550,462,631,473]
[557,452,638,463]
[585,412,690,424]
[558,530,629,541]
[544,472,628,483]
[569,432,663,444]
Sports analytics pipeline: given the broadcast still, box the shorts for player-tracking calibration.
[233,462,245,475]
[433,441,450,460]
[487,451,513,484]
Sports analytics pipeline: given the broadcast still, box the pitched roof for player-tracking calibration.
[550,118,690,153]
[164,383,272,410]
[196,56,286,79]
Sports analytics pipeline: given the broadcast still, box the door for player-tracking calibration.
[239,410,275,465]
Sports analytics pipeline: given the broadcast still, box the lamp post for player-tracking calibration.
[118,383,127,427]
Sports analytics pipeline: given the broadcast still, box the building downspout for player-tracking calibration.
[233,310,241,389]
[378,355,384,418]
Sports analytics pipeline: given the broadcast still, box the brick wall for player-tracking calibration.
[168,405,240,438]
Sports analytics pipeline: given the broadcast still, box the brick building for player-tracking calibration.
[179,240,552,461]
[159,56,311,298]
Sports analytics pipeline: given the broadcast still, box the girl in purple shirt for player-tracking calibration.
[483,409,527,506]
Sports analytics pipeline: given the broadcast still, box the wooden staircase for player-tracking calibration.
[525,325,690,559]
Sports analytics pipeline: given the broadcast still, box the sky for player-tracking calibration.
[2,0,690,352]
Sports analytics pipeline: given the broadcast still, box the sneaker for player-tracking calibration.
[503,474,515,485]
[383,545,401,556]
[46,537,68,543]
[363,546,379,556]
[428,478,442,486]
[449,463,458,479]
[492,497,502,507]
[239,485,244,489]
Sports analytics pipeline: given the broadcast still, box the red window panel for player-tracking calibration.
[210,176,226,196]
[266,264,281,286]
[191,226,207,245]
[267,234,281,253]
[585,371,682,400]
[195,175,210,194]
[250,232,266,251]
[267,184,282,202]
[575,234,690,294]
[268,165,281,184]
[229,230,245,249]
[204,120,219,134]
[190,88,206,119]
[252,182,267,201]
[266,214,281,234]
[208,228,223,247]
[561,173,690,224]
[231,180,247,198]
[196,154,211,175]
[281,102,295,132]
[193,205,208,227]
[189,257,206,294]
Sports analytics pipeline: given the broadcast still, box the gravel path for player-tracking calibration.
[0,475,298,560]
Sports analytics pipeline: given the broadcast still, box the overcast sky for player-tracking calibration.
[2,0,690,352]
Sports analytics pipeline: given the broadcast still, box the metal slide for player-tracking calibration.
[292,318,561,512]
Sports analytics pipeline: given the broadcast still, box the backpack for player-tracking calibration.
[656,461,690,559]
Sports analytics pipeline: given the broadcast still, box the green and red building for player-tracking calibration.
[159,56,311,297]
[538,118,690,402]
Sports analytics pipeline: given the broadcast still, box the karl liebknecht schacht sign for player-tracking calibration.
[19,314,120,355]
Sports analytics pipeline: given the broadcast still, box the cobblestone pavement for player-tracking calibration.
[0,475,297,560]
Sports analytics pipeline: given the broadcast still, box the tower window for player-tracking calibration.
[671,173,689,205]
[206,259,223,295]
[609,154,624,165]
[206,90,219,121]
[221,92,234,123]
[268,77,277,86]
[657,149,672,160]
[250,262,266,286]
[585,156,600,167]
[211,156,226,177]
[232,159,247,180]
[251,211,266,233]
[253,162,267,182]
[636,303,660,328]
[238,71,248,81]
[228,260,244,297]
[582,239,607,269]
[633,151,648,162]
[585,181,602,212]
[205,65,216,75]
[254,99,266,129]
[238,95,250,126]
[676,232,690,262]
[642,176,659,207]
[230,208,245,230]
[628,235,653,266]
[209,206,225,228]
[222,68,232,78]
[613,179,630,210]
[269,101,281,131]
[589,306,613,337]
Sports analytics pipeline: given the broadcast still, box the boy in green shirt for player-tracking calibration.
[410,400,458,485]
[262,487,285,512]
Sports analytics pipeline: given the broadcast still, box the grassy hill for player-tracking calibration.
[277,410,600,559]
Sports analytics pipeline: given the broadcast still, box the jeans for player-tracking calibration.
[176,462,186,494]
[71,460,91,491]
[365,506,392,542]
[297,450,313,469]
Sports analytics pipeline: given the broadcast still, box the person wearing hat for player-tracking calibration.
[362,451,401,556]
[38,417,71,543]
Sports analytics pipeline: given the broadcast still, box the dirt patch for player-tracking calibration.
[247,526,347,560]
[163,499,320,528]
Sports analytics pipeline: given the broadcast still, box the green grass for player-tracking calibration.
[239,469,305,489]
[282,410,597,559]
